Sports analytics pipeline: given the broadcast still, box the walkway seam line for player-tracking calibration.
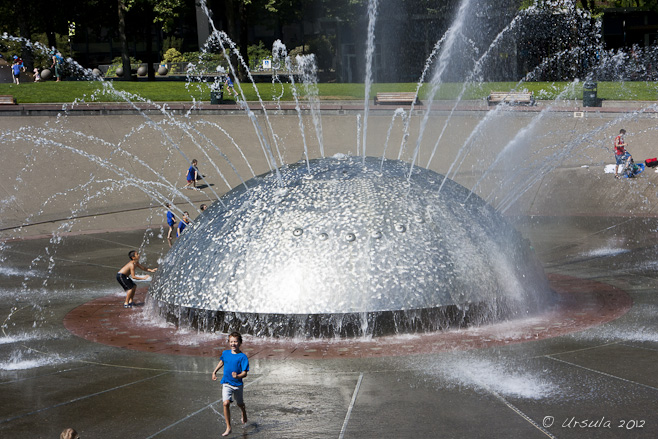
[0,371,169,424]
[529,341,620,359]
[339,372,363,439]
[489,389,557,439]
[546,355,658,391]
[145,375,263,438]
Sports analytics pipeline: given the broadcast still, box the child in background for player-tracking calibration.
[165,203,176,240]
[184,159,199,190]
[177,211,190,237]
[116,250,157,308]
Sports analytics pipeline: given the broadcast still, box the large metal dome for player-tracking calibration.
[148,156,552,337]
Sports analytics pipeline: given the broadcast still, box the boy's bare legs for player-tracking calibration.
[222,400,232,436]
[125,286,136,306]
[238,403,247,424]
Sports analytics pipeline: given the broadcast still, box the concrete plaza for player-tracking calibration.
[1,101,657,438]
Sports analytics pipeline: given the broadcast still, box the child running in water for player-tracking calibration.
[116,250,157,308]
[165,203,176,240]
[184,159,199,190]
[225,74,236,97]
[212,332,249,436]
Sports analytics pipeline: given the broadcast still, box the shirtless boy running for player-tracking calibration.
[116,250,157,308]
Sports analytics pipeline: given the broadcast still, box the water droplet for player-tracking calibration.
[346,233,356,242]
[293,228,303,237]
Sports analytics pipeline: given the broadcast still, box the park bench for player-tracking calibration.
[487,91,534,106]
[0,95,16,105]
[374,92,419,105]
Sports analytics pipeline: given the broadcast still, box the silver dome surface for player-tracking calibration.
[148,156,551,336]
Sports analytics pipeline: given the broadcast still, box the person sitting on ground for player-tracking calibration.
[116,250,157,308]
[177,211,190,237]
[622,154,641,178]
[614,129,630,179]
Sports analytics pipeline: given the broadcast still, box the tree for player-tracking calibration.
[115,0,186,80]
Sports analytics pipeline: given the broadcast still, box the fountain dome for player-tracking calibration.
[148,156,553,337]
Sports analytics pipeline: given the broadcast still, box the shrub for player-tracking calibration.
[162,48,183,64]
[308,36,333,70]
[248,41,271,70]
[288,44,309,61]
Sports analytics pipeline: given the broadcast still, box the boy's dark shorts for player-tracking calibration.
[116,272,135,291]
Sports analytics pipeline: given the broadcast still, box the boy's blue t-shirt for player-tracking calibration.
[166,211,175,225]
[177,220,187,234]
[187,165,197,180]
[220,349,249,387]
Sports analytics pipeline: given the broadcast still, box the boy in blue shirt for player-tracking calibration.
[224,74,236,97]
[212,332,249,437]
[184,159,199,190]
[11,60,21,84]
[176,211,190,237]
[165,203,176,240]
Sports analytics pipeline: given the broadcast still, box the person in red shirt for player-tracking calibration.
[614,129,630,179]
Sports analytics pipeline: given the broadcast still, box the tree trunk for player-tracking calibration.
[146,20,155,80]
[16,3,33,71]
[238,0,249,81]
[118,0,132,80]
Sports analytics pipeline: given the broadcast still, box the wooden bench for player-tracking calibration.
[487,91,534,106]
[0,95,16,105]
[374,92,419,105]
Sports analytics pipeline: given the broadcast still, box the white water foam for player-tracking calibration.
[571,304,658,343]
[582,247,630,258]
[0,266,41,278]
[412,354,560,399]
[0,331,48,345]
[0,349,71,371]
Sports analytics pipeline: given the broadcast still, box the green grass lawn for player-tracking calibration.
[1,79,657,103]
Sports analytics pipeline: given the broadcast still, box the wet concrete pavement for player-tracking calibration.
[1,104,658,438]
[2,219,657,438]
